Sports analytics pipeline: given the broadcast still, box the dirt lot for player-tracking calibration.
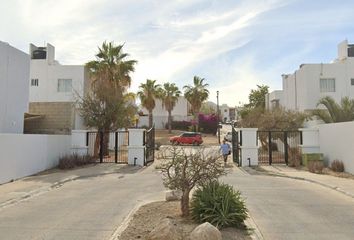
[155,129,219,146]
[119,201,251,240]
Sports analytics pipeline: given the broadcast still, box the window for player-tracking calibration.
[31,78,38,86]
[320,78,335,92]
[224,109,228,113]
[351,78,354,86]
[57,79,72,92]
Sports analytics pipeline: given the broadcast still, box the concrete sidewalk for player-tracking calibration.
[259,165,354,199]
[0,164,142,209]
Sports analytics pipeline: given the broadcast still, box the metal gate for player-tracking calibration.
[257,130,302,165]
[144,126,155,165]
[231,128,241,166]
[86,131,129,163]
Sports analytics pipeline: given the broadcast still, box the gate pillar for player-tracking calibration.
[127,128,146,166]
[239,128,258,166]
[299,128,320,154]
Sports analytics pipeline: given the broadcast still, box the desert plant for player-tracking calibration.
[308,161,324,174]
[157,147,226,217]
[190,181,248,228]
[331,160,345,172]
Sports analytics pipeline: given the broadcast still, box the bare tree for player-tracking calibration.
[157,147,227,217]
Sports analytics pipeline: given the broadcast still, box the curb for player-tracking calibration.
[244,214,264,240]
[258,169,354,200]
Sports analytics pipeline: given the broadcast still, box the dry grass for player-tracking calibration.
[119,201,251,240]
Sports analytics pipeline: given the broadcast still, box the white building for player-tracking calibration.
[267,40,354,111]
[26,43,89,134]
[0,41,30,133]
[139,96,191,129]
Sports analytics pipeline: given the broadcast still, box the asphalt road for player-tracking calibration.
[1,161,354,240]
[0,167,164,240]
[224,168,354,240]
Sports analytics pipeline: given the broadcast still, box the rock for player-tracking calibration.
[165,190,182,201]
[190,222,222,240]
[147,218,182,240]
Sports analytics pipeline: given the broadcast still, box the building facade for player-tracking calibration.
[0,41,30,133]
[25,43,89,134]
[139,96,191,129]
[267,40,354,112]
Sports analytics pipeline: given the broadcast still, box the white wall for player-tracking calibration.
[0,41,30,133]
[280,41,354,112]
[0,134,71,184]
[141,96,189,117]
[318,121,354,174]
[220,104,230,122]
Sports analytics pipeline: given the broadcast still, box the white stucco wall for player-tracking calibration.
[220,104,230,122]
[318,121,354,174]
[141,96,189,117]
[0,42,30,133]
[0,134,71,184]
[280,41,354,111]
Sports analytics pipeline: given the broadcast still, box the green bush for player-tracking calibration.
[190,181,248,228]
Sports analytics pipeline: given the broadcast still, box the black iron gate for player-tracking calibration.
[144,126,155,165]
[231,128,241,166]
[86,131,129,163]
[257,130,302,165]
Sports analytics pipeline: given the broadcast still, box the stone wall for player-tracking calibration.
[24,102,74,134]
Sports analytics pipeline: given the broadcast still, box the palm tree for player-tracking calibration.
[138,79,161,128]
[312,96,354,123]
[183,76,209,129]
[86,41,137,98]
[159,83,181,133]
[84,41,137,156]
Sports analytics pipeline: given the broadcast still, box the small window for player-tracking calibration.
[224,109,227,112]
[31,78,38,86]
[57,79,72,92]
[320,78,335,92]
[351,78,354,86]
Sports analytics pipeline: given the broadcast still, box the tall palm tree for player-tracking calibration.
[86,41,137,98]
[183,76,209,122]
[159,83,181,133]
[312,96,354,123]
[84,41,137,156]
[138,79,161,128]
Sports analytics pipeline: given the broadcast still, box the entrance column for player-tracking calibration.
[127,128,146,166]
[238,128,258,166]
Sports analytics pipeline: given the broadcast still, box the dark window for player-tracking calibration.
[351,79,354,86]
[31,78,38,86]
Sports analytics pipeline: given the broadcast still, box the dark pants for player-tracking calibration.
[223,154,228,162]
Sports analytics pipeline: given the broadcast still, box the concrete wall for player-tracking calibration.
[318,121,354,174]
[280,41,354,111]
[0,41,30,133]
[0,134,71,184]
[140,96,189,117]
[24,102,74,134]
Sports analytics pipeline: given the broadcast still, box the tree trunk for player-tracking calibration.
[168,110,172,133]
[181,189,190,217]
[149,110,153,128]
[103,131,109,156]
[94,133,100,157]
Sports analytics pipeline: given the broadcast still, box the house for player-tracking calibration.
[139,96,191,129]
[267,40,354,111]
[24,43,89,134]
[0,41,30,133]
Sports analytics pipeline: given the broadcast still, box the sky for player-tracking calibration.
[1,0,354,106]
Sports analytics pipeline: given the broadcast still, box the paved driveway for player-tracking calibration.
[224,167,354,240]
[0,166,164,240]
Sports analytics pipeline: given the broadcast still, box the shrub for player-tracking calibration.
[331,160,344,172]
[190,181,248,229]
[288,147,302,167]
[167,121,192,131]
[198,113,217,134]
[308,161,324,174]
[58,154,95,169]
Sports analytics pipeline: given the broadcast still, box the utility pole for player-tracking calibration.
[217,91,220,144]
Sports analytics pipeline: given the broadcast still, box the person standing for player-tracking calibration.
[220,140,231,164]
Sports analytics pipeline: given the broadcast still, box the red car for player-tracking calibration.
[170,132,203,145]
